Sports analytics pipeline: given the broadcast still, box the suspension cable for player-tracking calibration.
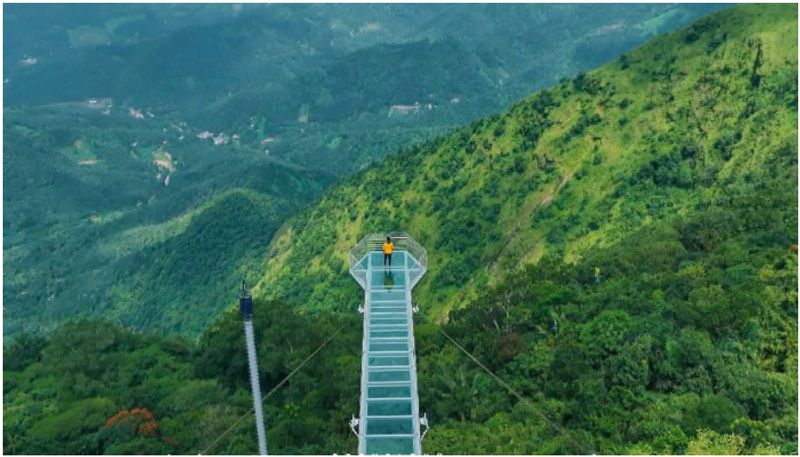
[199,323,346,455]
[437,327,593,454]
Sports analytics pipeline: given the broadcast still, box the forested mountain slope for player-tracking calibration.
[4,5,797,455]
[4,4,726,339]
[255,4,797,321]
[4,105,331,337]
[249,5,796,453]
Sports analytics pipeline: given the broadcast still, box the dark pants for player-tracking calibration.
[384,253,392,266]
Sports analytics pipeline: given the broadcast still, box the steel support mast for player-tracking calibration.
[240,281,268,455]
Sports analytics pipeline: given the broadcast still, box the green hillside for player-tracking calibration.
[255,4,797,321]
[251,5,799,451]
[3,4,728,339]
[3,5,797,455]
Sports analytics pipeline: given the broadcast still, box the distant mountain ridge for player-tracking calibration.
[5,4,729,177]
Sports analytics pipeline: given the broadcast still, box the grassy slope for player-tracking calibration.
[252,4,797,321]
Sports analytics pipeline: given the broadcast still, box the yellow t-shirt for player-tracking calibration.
[383,242,394,254]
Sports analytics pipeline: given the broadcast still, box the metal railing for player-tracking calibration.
[348,232,428,290]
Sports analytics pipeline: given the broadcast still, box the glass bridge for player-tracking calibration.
[349,233,427,455]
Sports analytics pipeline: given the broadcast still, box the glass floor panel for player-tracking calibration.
[370,325,408,333]
[370,314,406,320]
[368,251,410,268]
[370,310,406,316]
[370,290,405,301]
[368,385,411,398]
[370,306,406,312]
[370,316,407,322]
[370,270,407,288]
[370,317,407,325]
[370,304,406,309]
[370,296,406,302]
[368,370,411,382]
[366,418,413,435]
[370,330,408,338]
[367,400,412,416]
[368,356,409,367]
[370,342,409,352]
[366,437,414,455]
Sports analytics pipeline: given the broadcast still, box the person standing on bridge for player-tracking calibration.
[383,236,394,267]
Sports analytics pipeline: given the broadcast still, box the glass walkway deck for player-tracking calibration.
[349,233,427,455]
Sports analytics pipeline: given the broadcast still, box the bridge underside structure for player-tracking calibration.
[349,233,427,455]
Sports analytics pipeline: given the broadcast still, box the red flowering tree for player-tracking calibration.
[100,407,178,452]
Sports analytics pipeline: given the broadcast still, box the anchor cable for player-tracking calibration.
[200,323,346,454]
[437,326,593,454]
